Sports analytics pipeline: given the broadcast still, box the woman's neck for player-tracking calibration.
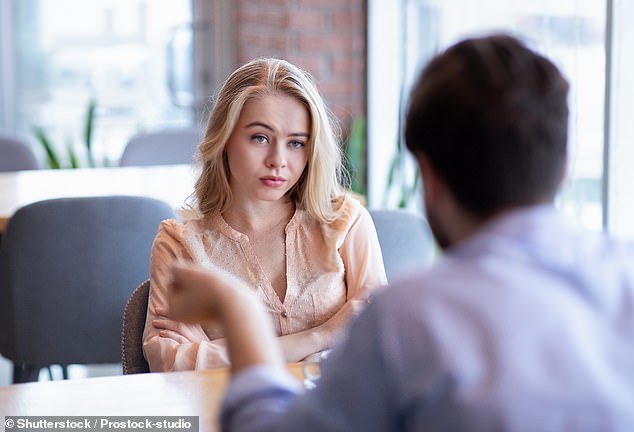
[222,199,295,235]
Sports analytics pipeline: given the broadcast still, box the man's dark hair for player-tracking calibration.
[405,34,569,219]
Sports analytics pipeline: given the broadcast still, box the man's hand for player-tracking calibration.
[167,261,248,324]
[167,262,285,374]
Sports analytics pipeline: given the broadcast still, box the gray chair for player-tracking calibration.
[121,279,151,374]
[369,209,436,282]
[0,135,39,172]
[119,127,202,167]
[0,195,175,383]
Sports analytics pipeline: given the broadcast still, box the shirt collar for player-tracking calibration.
[448,204,571,260]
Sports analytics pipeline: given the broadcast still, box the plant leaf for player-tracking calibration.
[84,98,96,167]
[386,152,400,188]
[33,127,61,169]
[402,169,421,205]
[346,117,367,195]
[67,139,80,169]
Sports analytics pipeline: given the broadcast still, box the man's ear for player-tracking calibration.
[559,157,568,187]
[416,153,443,207]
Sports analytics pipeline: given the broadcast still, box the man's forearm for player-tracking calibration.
[221,288,286,375]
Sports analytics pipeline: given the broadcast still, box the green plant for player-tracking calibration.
[84,98,96,168]
[342,114,419,208]
[383,83,421,209]
[33,98,98,169]
[383,143,421,209]
[33,126,61,169]
[343,116,367,197]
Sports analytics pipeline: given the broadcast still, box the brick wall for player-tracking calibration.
[233,0,366,129]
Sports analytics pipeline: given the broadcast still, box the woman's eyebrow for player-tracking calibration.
[245,121,274,131]
[245,121,309,138]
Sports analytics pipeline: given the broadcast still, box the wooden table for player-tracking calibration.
[0,365,304,432]
[0,165,197,233]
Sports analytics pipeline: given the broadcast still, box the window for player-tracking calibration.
[608,0,634,238]
[0,0,193,166]
[368,0,633,239]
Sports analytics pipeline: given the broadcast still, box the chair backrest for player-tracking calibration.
[0,195,175,380]
[0,135,39,172]
[369,209,436,282]
[119,127,202,167]
[121,279,151,374]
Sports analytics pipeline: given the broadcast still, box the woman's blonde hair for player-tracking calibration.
[191,57,348,223]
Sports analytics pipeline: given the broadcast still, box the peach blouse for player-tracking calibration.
[143,195,387,371]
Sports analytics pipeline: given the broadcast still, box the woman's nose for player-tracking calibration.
[265,144,287,168]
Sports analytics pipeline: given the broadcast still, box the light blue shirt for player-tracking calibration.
[221,205,634,431]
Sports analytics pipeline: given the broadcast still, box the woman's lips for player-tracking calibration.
[259,176,287,188]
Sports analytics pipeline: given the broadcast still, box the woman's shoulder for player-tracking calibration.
[337,192,369,216]
[156,218,177,234]
[156,217,210,241]
[326,193,370,231]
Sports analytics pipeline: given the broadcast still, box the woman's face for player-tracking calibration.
[225,92,310,205]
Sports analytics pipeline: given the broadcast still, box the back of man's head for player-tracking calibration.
[405,34,569,219]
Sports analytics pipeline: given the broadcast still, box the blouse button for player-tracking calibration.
[281,311,288,318]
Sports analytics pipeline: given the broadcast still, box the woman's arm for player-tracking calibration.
[167,262,284,375]
[340,203,388,301]
[275,202,388,362]
[274,297,366,361]
[143,221,230,371]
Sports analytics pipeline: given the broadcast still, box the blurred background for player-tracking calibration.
[1,0,633,383]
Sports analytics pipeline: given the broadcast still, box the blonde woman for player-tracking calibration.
[143,58,387,371]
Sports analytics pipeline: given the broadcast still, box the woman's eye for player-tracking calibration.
[289,140,305,149]
[252,135,268,144]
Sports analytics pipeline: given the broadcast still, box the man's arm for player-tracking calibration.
[167,262,284,374]
[167,262,398,432]
[221,296,397,432]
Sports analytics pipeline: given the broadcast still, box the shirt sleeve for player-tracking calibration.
[339,199,388,301]
[220,366,303,431]
[220,300,397,432]
[142,220,230,371]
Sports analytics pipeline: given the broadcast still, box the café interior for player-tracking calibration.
[0,0,632,426]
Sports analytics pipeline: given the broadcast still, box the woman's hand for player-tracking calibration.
[350,298,369,317]
[152,307,211,344]
[275,296,371,362]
